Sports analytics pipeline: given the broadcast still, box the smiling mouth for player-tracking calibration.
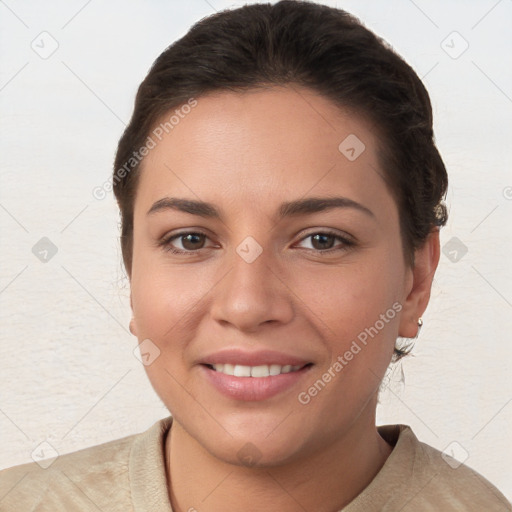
[202,362,313,377]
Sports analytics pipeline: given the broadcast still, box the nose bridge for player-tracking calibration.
[233,234,275,291]
[210,232,294,330]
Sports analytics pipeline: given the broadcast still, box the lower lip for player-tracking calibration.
[200,364,313,401]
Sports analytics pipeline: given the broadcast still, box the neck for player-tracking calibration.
[165,404,392,512]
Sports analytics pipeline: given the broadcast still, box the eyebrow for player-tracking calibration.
[147,196,375,220]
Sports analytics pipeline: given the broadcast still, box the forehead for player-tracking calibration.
[135,86,393,221]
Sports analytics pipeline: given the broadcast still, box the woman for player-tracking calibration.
[1,1,510,510]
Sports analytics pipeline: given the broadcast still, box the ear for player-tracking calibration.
[398,228,440,338]
[129,292,138,337]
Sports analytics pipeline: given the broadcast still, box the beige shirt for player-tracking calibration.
[1,416,510,511]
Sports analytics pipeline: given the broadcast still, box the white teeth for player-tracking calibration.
[251,365,270,377]
[269,364,282,376]
[233,364,251,377]
[210,363,303,377]
[223,363,234,375]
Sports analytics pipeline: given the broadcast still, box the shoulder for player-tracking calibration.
[0,430,138,511]
[380,424,512,511]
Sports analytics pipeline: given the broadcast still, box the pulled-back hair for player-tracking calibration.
[113,0,448,361]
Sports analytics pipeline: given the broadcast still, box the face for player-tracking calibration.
[129,85,419,466]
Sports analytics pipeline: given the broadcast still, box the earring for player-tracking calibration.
[415,318,423,338]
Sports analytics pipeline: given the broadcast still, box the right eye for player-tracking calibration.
[160,231,213,255]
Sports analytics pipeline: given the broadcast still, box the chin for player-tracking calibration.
[207,435,307,469]
[191,414,315,467]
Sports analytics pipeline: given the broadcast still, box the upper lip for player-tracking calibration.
[200,348,312,367]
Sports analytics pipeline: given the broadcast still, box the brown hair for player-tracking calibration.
[113,0,448,360]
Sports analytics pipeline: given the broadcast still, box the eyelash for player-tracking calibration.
[158,229,355,256]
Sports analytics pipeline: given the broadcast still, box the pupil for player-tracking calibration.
[313,233,333,250]
[183,233,204,250]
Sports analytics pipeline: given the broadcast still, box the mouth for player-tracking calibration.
[199,362,314,401]
[202,362,313,377]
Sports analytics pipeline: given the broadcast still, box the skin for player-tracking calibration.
[128,85,440,512]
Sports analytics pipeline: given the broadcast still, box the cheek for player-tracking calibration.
[298,254,403,344]
[131,265,200,343]
[293,261,401,422]
[130,264,204,412]
[130,242,212,341]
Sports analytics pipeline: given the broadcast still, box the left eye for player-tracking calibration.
[296,231,353,252]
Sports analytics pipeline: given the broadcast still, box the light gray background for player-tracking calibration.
[1,0,511,502]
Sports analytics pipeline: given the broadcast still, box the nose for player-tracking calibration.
[209,239,295,333]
